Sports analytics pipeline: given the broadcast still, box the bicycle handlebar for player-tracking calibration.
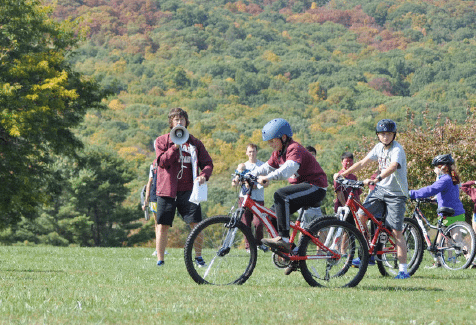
[233,172,258,187]
[412,197,436,204]
[335,177,364,189]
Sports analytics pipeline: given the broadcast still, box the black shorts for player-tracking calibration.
[156,190,202,226]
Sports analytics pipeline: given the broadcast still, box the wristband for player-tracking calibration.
[377,175,383,182]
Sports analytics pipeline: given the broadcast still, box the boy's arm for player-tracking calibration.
[379,161,399,179]
[143,177,153,210]
[338,156,372,179]
[365,161,399,186]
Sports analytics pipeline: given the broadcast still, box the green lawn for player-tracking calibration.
[1,246,476,324]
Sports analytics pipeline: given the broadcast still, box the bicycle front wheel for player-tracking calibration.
[298,219,369,288]
[438,221,476,270]
[184,215,257,285]
[377,217,424,276]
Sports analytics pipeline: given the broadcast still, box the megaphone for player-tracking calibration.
[170,125,189,145]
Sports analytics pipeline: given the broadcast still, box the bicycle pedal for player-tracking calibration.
[270,248,290,260]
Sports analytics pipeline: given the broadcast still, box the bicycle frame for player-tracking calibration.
[234,177,340,261]
[343,190,397,257]
[411,200,452,253]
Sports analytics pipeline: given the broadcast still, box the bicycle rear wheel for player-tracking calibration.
[377,217,424,276]
[438,221,476,270]
[298,219,369,288]
[184,215,257,285]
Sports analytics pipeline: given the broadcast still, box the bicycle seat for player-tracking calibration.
[437,207,455,217]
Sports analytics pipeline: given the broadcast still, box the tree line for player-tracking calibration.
[1,0,476,247]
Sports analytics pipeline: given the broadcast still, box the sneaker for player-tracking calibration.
[394,271,410,279]
[258,244,269,252]
[195,256,207,267]
[284,261,299,275]
[157,260,165,266]
[425,263,442,269]
[261,236,291,254]
[447,256,459,263]
[352,255,375,267]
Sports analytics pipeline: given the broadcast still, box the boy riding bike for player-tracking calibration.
[333,119,411,279]
[250,118,328,258]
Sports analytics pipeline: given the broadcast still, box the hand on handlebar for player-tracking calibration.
[257,176,270,187]
[363,179,375,186]
[231,175,240,187]
[333,173,344,181]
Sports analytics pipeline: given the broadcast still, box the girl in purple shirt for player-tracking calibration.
[409,154,465,226]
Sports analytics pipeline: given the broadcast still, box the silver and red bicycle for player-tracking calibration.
[184,172,369,287]
[411,198,476,270]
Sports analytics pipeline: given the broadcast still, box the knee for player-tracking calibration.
[158,224,170,233]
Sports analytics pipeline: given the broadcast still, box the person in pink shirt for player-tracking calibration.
[461,180,476,233]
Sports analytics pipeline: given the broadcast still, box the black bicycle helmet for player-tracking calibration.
[375,119,397,134]
[431,154,455,166]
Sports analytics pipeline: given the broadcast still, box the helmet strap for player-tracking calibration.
[378,132,396,148]
[278,136,291,158]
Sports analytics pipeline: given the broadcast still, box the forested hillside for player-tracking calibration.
[4,0,476,246]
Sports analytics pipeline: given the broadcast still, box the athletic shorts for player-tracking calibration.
[442,213,466,227]
[156,190,202,226]
[357,186,407,231]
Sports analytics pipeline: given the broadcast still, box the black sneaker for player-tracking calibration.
[258,244,269,252]
[195,256,207,267]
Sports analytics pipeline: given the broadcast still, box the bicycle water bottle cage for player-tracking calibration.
[437,207,455,217]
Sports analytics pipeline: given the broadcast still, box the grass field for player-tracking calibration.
[1,246,476,324]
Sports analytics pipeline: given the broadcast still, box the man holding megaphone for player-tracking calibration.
[154,107,213,267]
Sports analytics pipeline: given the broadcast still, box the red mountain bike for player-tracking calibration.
[184,173,369,287]
[334,178,424,276]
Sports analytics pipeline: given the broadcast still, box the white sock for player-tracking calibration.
[399,263,408,273]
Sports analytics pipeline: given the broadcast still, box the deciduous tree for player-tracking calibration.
[0,0,107,228]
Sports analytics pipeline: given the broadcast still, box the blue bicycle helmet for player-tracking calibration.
[262,118,293,141]
[375,119,397,133]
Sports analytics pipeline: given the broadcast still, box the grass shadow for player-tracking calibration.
[360,285,444,292]
[2,269,65,273]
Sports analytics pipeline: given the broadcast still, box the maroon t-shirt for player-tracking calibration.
[267,140,328,188]
[333,169,362,212]
[176,143,194,191]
